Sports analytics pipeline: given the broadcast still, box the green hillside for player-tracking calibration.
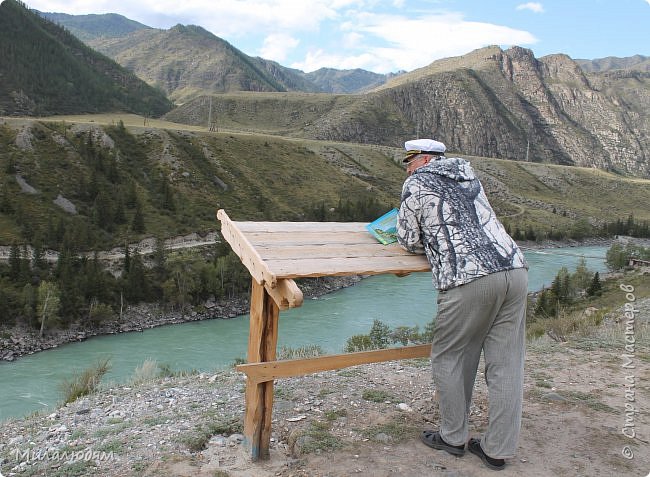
[1,116,649,251]
[38,11,151,41]
[0,118,403,250]
[87,25,320,103]
[0,0,172,117]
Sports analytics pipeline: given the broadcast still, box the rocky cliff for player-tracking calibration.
[369,46,649,177]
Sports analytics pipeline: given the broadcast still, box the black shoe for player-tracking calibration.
[468,438,506,471]
[420,430,465,456]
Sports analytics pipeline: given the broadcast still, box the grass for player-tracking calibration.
[277,344,325,360]
[51,461,97,477]
[362,389,400,403]
[59,358,111,404]
[178,417,243,452]
[360,419,420,443]
[274,385,294,400]
[94,420,131,438]
[131,359,159,384]
[324,408,348,421]
[143,415,171,427]
[95,438,124,454]
[293,420,345,455]
[562,390,616,413]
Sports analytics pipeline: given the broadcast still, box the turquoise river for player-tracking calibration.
[0,245,609,421]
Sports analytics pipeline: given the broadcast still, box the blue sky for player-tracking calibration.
[23,0,650,73]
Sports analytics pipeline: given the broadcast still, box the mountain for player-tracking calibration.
[303,68,388,93]
[0,0,172,117]
[86,25,321,102]
[168,46,649,177]
[37,11,151,41]
[576,55,650,73]
[54,13,386,96]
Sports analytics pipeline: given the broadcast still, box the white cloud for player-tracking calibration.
[26,0,362,34]
[292,49,380,72]
[305,12,537,73]
[342,32,364,49]
[516,2,544,13]
[28,1,539,73]
[259,33,299,62]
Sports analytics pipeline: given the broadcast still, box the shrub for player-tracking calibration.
[60,358,111,404]
[368,319,391,349]
[344,334,374,352]
[277,344,324,360]
[131,359,159,384]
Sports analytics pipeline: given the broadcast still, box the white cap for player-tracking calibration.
[404,138,446,154]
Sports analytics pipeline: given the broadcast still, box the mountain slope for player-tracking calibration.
[0,0,172,117]
[87,25,320,102]
[304,68,388,93]
[1,116,649,250]
[169,46,649,177]
[38,11,151,41]
[575,55,650,73]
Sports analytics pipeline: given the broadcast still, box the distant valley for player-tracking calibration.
[0,1,644,179]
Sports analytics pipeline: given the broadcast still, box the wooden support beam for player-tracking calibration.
[217,209,277,287]
[264,278,303,310]
[237,344,431,384]
[243,279,280,460]
[264,255,430,279]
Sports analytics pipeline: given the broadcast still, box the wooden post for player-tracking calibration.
[243,278,279,460]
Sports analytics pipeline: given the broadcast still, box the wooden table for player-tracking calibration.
[217,209,432,460]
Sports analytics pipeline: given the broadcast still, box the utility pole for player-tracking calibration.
[208,96,212,130]
[208,96,217,132]
[525,138,530,162]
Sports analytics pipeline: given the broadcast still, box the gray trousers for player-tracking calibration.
[432,268,528,459]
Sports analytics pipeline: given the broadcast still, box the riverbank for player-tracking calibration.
[2,236,645,363]
[0,292,647,477]
[0,275,362,362]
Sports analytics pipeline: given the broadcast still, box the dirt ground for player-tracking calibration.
[148,304,649,477]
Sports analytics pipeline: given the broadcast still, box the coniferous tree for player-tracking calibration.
[586,272,602,297]
[114,196,127,225]
[132,201,145,233]
[8,243,21,280]
[123,250,149,302]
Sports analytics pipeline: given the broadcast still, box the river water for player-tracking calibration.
[0,246,609,422]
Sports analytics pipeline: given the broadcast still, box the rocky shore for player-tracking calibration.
[0,295,647,476]
[0,275,362,362]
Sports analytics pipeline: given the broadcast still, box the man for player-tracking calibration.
[397,138,528,471]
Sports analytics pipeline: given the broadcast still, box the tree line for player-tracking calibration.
[503,214,650,243]
[0,239,250,333]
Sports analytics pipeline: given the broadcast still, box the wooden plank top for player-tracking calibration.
[217,210,430,284]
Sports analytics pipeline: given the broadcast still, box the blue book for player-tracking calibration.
[366,208,399,245]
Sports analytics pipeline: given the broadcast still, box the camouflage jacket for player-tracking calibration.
[397,157,527,290]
